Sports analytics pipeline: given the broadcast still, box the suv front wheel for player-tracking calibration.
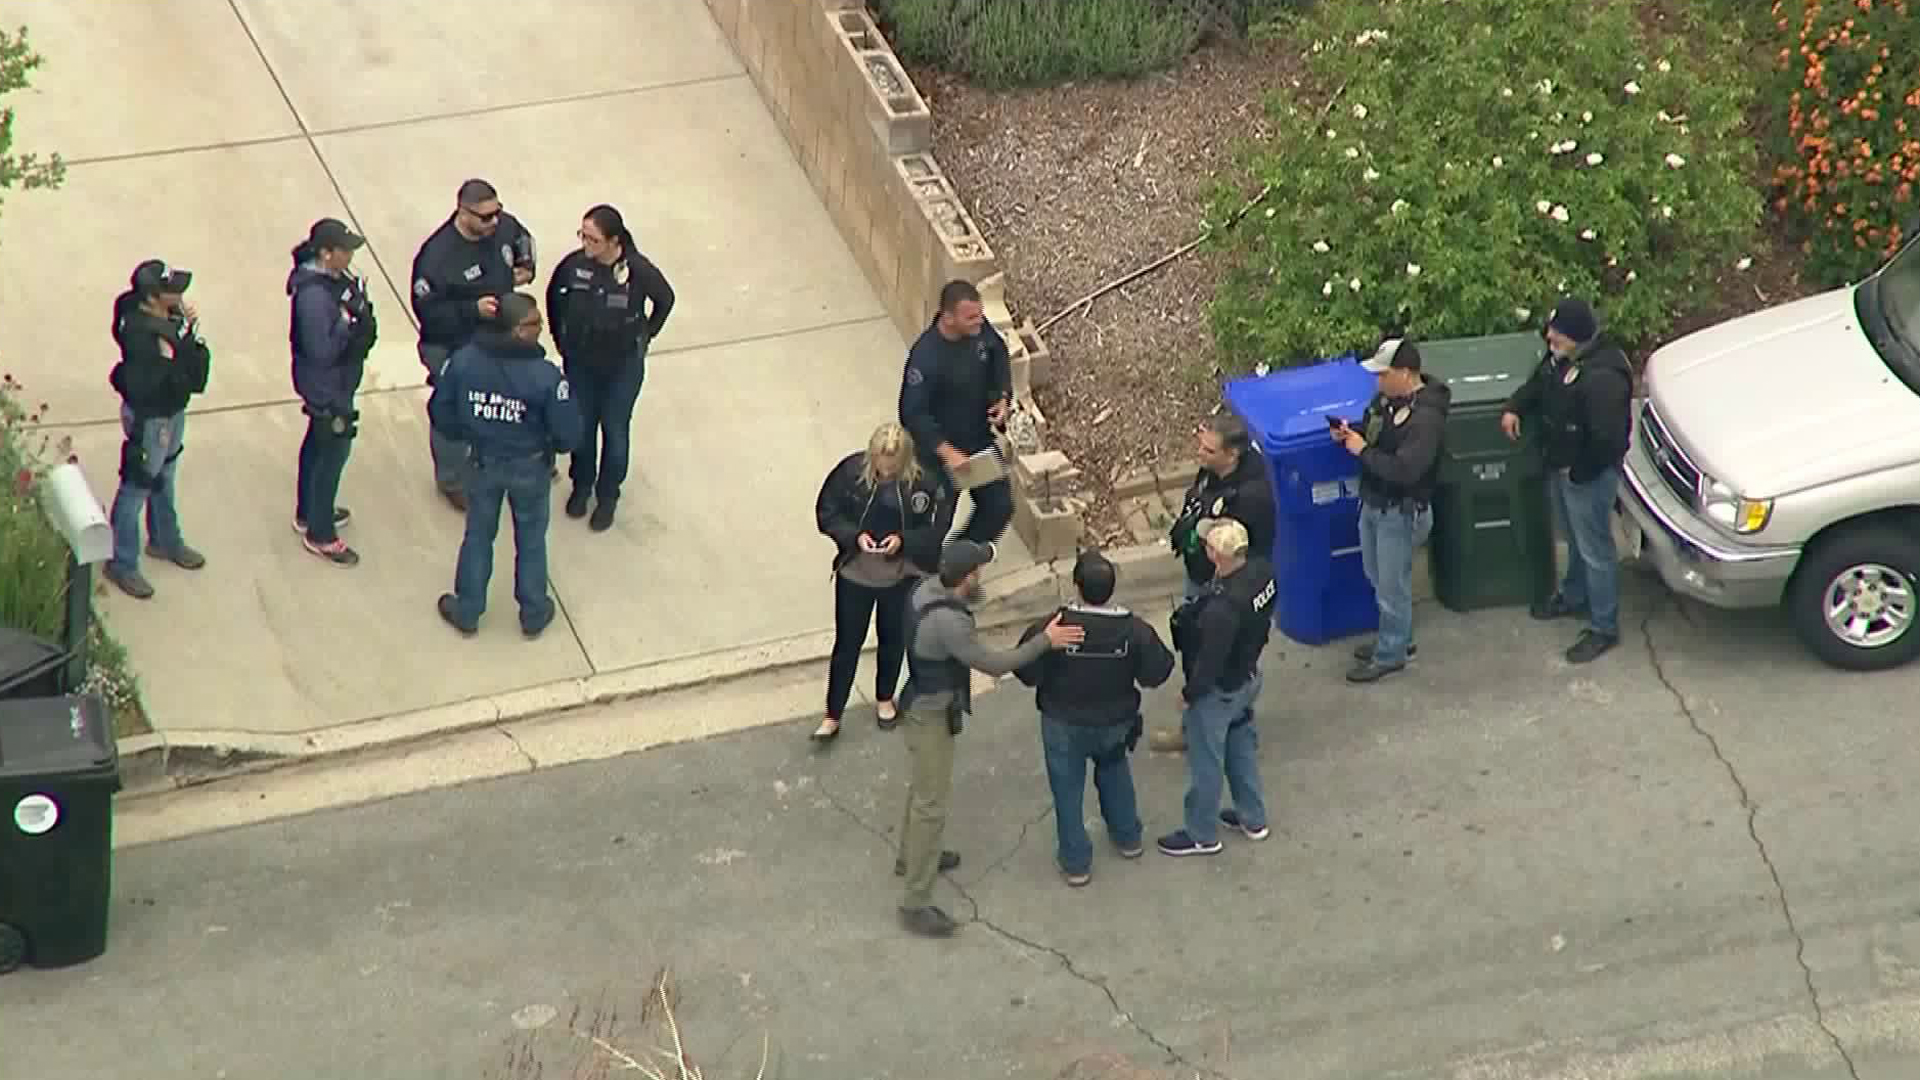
[1786,525,1920,671]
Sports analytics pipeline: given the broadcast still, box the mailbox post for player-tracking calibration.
[41,463,113,691]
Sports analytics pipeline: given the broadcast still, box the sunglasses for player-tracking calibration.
[461,205,502,224]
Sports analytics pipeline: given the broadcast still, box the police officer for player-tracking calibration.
[895,540,1083,937]
[410,178,538,511]
[545,203,675,532]
[288,217,377,568]
[427,293,582,639]
[1334,338,1450,683]
[1013,550,1174,887]
[1500,297,1634,664]
[103,259,212,600]
[1153,409,1276,750]
[1159,519,1276,858]
[898,280,1015,584]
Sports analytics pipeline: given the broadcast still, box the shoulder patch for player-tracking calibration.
[413,278,432,298]
[904,365,924,386]
[1392,406,1411,426]
[574,267,593,280]
[555,378,570,402]
[1562,365,1581,385]
[157,338,175,359]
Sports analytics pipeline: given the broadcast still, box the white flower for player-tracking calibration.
[1586,152,1604,166]
[1345,146,1361,159]
[1550,139,1579,155]
[1326,128,1338,139]
[1353,103,1369,119]
[1363,167,1381,181]
[1551,205,1571,222]
[1661,204,1675,218]
[1579,228,1597,241]
[1354,29,1389,46]
[1349,277,1363,292]
[1624,80,1641,95]
[1552,111,1565,123]
[1735,256,1753,271]
[1537,78,1555,95]
[1313,239,1331,253]
[1515,306,1533,320]
[1657,109,1673,122]
[1657,58,1672,73]
[1406,262,1422,277]
[1665,153,1686,169]
[1626,270,1637,282]
[1582,111,1593,123]
[1264,207,1276,218]
[1492,155,1505,168]
[1323,279,1334,297]
[1391,198,1410,214]
[1536,199,1553,214]
[1679,125,1689,136]
[1502,87,1515,98]
[1312,40,1325,53]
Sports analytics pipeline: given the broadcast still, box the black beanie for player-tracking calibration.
[1547,297,1598,344]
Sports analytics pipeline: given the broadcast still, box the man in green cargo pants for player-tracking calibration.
[893,539,1083,937]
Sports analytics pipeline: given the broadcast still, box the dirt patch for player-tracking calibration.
[908,38,1304,543]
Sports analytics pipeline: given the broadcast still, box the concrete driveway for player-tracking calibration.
[0,0,1033,738]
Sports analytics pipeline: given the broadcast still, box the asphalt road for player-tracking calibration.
[4,570,1920,1080]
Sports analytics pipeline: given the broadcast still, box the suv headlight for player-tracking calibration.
[1702,478,1772,534]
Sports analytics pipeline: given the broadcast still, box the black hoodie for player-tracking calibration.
[1503,337,1635,482]
[1168,448,1277,586]
[108,290,211,418]
[1355,375,1452,506]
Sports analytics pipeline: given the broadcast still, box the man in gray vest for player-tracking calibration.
[895,540,1083,937]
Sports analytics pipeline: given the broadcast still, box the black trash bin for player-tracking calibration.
[0,693,120,973]
[0,628,73,701]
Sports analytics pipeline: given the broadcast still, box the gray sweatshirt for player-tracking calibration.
[909,576,1053,717]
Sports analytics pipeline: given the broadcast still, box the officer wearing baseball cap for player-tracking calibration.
[1499,297,1634,663]
[103,259,213,599]
[892,539,1084,936]
[288,217,376,567]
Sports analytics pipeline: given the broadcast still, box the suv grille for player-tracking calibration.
[1639,401,1702,506]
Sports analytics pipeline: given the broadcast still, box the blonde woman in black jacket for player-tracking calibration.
[812,422,953,741]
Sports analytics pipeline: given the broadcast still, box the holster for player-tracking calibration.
[118,438,157,489]
[1124,713,1143,753]
[945,698,965,737]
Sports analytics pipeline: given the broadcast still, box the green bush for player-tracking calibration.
[873,0,1282,87]
[1763,0,1920,288]
[1209,0,1764,370]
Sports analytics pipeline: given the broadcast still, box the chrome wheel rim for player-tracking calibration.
[1823,563,1916,649]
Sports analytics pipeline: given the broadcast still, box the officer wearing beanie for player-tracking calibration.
[1334,337,1451,683]
[1013,550,1175,887]
[1500,296,1635,663]
[893,540,1083,937]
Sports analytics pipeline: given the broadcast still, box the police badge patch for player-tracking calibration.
[910,491,931,514]
[500,244,514,266]
[1392,406,1411,426]
[413,278,432,298]
[1211,497,1226,515]
[904,366,924,386]
[1563,366,1581,385]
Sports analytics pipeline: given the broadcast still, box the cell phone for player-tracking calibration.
[1326,415,1345,429]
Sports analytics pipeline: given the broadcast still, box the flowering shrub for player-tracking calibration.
[1209,1,1763,370]
[1765,0,1920,287]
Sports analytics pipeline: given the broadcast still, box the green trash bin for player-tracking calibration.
[1416,332,1558,612]
[0,693,120,973]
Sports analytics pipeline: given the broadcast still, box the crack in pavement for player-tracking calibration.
[962,801,1056,887]
[815,778,1234,1079]
[496,727,540,770]
[1641,601,1861,1080]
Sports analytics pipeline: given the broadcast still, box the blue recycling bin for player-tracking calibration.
[1224,356,1380,646]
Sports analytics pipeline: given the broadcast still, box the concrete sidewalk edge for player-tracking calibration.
[113,542,1188,798]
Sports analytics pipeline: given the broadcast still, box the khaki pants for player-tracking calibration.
[898,696,957,909]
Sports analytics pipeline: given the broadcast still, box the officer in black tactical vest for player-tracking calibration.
[893,540,1083,937]
[1013,550,1175,887]
[1159,519,1277,859]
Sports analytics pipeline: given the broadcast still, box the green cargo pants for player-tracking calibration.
[898,694,958,909]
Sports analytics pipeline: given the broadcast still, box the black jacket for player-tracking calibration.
[898,318,1012,458]
[544,248,675,366]
[1504,337,1634,482]
[814,451,952,576]
[1174,557,1276,702]
[288,264,376,415]
[1013,604,1175,726]
[408,211,536,360]
[1354,376,1451,506]
[426,331,583,459]
[108,292,211,419]
[1168,450,1277,585]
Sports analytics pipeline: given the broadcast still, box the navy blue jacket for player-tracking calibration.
[544,247,675,366]
[898,317,1012,458]
[288,264,375,415]
[409,212,536,358]
[427,331,583,460]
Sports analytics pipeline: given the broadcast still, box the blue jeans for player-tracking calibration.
[1181,672,1266,844]
[1551,467,1622,637]
[1359,502,1433,665]
[108,407,187,574]
[452,453,555,630]
[1041,716,1142,874]
[295,408,354,543]
[566,351,646,502]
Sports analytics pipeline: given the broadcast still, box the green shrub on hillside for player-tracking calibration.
[1209,1,1762,370]
[1764,0,1920,287]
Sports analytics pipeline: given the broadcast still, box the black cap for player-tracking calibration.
[131,259,192,298]
[940,539,996,581]
[1547,297,1598,344]
[1361,337,1422,373]
[308,217,365,251]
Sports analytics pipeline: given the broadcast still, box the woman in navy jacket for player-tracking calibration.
[287,218,377,567]
[812,421,952,741]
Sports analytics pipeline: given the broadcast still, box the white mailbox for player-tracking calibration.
[41,462,112,566]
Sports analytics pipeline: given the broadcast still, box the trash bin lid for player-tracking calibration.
[1223,355,1377,455]
[0,628,69,697]
[1415,332,1546,410]
[0,694,115,781]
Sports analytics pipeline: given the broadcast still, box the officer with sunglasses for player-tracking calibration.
[408,177,538,511]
